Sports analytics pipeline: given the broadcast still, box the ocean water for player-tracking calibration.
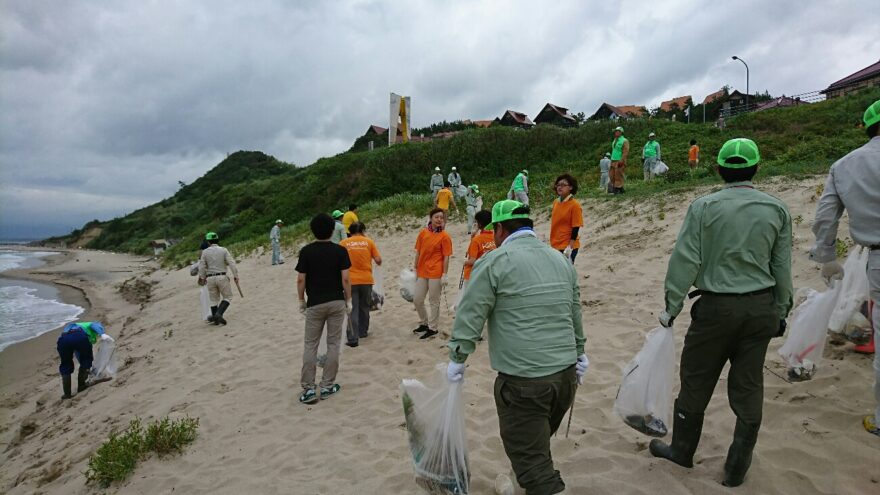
[0,250,84,351]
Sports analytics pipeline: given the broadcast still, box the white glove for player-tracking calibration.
[575,353,590,385]
[820,261,844,286]
[299,300,307,314]
[345,300,353,314]
[659,310,675,328]
[441,274,448,288]
[447,361,465,383]
[563,246,573,260]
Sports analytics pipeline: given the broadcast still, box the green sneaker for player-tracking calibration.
[299,388,318,405]
[320,384,341,399]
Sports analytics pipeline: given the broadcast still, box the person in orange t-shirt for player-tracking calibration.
[455,210,496,310]
[340,222,382,345]
[688,139,700,172]
[550,173,584,263]
[412,208,453,339]
[434,181,458,217]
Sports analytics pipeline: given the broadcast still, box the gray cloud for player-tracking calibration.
[1,0,878,238]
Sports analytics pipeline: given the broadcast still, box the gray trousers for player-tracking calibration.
[869,250,879,422]
[643,157,658,181]
[271,240,282,265]
[466,205,476,233]
[514,190,529,206]
[414,277,442,330]
[348,284,372,343]
[301,300,345,391]
[599,172,609,191]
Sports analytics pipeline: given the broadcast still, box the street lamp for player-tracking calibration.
[732,56,750,111]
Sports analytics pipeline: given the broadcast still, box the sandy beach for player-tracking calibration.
[1,176,878,495]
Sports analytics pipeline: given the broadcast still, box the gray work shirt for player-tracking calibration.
[599,158,611,173]
[448,172,462,187]
[199,245,239,278]
[430,173,444,190]
[810,136,880,262]
[270,225,281,242]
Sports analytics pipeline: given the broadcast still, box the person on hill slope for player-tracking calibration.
[331,210,347,244]
[270,219,284,265]
[342,204,359,235]
[447,199,587,495]
[464,184,483,235]
[809,98,880,436]
[599,152,611,192]
[448,166,463,200]
[550,174,584,264]
[412,208,453,340]
[340,222,382,346]
[609,126,629,194]
[688,139,701,173]
[57,321,105,399]
[434,181,458,217]
[651,138,793,487]
[507,169,530,206]
[198,232,240,326]
[643,132,661,181]
[430,167,444,201]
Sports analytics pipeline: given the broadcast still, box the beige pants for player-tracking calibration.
[207,275,233,304]
[414,277,442,330]
[301,300,346,391]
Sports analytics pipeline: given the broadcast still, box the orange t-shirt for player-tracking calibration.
[688,145,700,161]
[415,229,453,279]
[436,188,453,210]
[464,231,496,280]
[340,235,380,285]
[550,196,584,250]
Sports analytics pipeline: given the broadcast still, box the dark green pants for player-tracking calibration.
[678,292,777,427]
[494,365,576,495]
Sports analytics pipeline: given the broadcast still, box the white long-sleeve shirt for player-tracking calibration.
[270,225,281,242]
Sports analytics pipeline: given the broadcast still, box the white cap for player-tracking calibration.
[452,166,457,171]
[434,167,440,171]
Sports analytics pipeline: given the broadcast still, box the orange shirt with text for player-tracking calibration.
[340,235,379,285]
[464,231,496,280]
[415,229,453,279]
[550,197,584,250]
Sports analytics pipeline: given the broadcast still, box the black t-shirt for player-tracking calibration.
[295,241,351,307]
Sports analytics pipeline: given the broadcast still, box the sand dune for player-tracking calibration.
[1,176,878,494]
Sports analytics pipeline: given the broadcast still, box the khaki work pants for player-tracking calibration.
[413,277,442,330]
[300,300,346,391]
[207,275,233,304]
[610,161,626,189]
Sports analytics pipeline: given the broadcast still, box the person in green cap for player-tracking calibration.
[198,231,240,325]
[56,321,105,399]
[270,219,284,265]
[447,199,588,495]
[609,126,629,194]
[464,184,482,235]
[330,210,346,244]
[650,138,792,487]
[642,131,661,181]
[507,169,529,206]
[809,98,880,436]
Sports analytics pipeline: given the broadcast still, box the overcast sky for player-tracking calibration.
[1,0,877,239]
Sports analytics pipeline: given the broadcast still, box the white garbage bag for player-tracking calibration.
[652,160,669,175]
[400,268,417,303]
[401,364,470,494]
[827,246,869,333]
[778,281,843,379]
[456,185,468,198]
[200,286,212,321]
[613,326,675,437]
[90,334,118,381]
[371,267,385,311]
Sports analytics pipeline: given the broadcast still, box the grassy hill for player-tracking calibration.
[46,87,879,266]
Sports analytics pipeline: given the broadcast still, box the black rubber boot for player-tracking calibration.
[214,300,230,325]
[649,402,704,468]
[77,367,90,393]
[208,305,218,323]
[61,375,73,399]
[722,419,760,487]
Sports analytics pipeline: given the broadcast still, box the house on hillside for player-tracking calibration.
[754,95,808,112]
[496,110,534,129]
[472,119,494,128]
[822,59,880,99]
[702,88,727,105]
[534,103,577,127]
[659,95,693,113]
[589,103,648,120]
[727,90,748,109]
[364,125,387,137]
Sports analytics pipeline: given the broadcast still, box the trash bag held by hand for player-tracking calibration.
[401,364,470,494]
[371,267,385,311]
[613,326,675,437]
[400,268,417,303]
[90,334,118,381]
[778,282,842,379]
[189,262,199,276]
[652,160,669,175]
[827,246,869,333]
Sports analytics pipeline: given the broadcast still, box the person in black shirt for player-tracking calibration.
[296,213,352,404]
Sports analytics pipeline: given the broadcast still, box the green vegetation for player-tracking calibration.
[85,416,199,487]
[50,88,879,267]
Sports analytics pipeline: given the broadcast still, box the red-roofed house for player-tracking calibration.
[822,59,880,99]
[659,95,693,112]
[472,120,494,128]
[365,125,387,136]
[497,110,534,129]
[702,88,727,105]
[534,103,577,127]
[589,103,648,120]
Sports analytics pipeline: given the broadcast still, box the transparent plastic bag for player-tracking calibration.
[200,286,212,321]
[400,268,417,303]
[652,160,669,175]
[778,281,842,379]
[828,246,869,333]
[189,262,199,276]
[90,334,117,382]
[613,326,674,437]
[371,267,385,311]
[401,364,470,494]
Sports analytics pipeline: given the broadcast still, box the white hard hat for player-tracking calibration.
[434,167,440,171]
[452,166,457,171]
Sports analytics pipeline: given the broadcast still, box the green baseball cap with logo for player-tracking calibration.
[331,210,344,219]
[717,138,761,168]
[614,126,624,133]
[486,199,530,230]
[469,184,480,194]
[205,231,219,240]
[864,99,880,128]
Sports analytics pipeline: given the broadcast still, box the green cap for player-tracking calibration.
[614,126,624,133]
[331,210,343,219]
[469,184,480,194]
[205,231,219,240]
[522,169,529,176]
[486,199,530,230]
[275,219,283,224]
[864,99,880,128]
[717,138,760,168]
